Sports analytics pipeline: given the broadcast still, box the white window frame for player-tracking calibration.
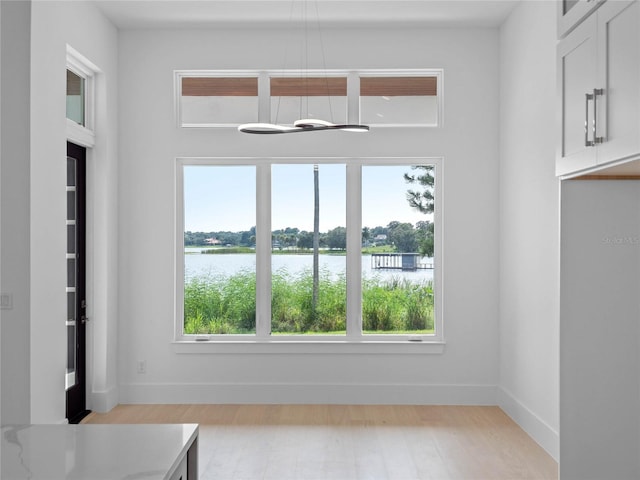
[174,157,444,354]
[358,69,444,127]
[174,69,444,129]
[66,45,98,148]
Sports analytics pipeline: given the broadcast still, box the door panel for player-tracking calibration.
[557,15,598,176]
[66,142,90,424]
[597,0,640,163]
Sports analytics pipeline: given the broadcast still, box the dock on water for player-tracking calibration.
[370,253,433,271]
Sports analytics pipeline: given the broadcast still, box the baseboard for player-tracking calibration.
[119,382,497,406]
[89,385,119,413]
[497,386,559,461]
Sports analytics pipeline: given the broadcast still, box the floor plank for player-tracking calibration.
[83,404,557,480]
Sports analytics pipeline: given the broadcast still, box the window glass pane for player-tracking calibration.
[180,77,259,126]
[67,258,76,288]
[66,70,85,126]
[183,165,257,334]
[362,165,435,334]
[66,325,76,389]
[270,77,347,125]
[360,76,438,126]
[66,156,77,391]
[271,164,346,335]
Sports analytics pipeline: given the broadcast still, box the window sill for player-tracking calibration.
[172,339,446,355]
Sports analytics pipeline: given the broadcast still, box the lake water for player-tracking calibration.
[184,249,433,283]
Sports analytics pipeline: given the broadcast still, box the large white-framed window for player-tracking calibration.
[175,157,443,350]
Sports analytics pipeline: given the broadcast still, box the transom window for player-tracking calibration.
[175,69,443,128]
[66,69,86,126]
[176,158,442,343]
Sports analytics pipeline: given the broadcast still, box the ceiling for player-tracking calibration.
[94,0,522,29]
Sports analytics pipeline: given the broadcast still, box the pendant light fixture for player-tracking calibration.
[238,0,369,135]
[239,119,369,134]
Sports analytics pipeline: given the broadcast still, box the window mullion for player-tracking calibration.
[346,162,362,338]
[258,72,270,123]
[256,163,272,338]
[347,71,360,125]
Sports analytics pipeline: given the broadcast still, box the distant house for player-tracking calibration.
[374,234,387,242]
[205,238,221,245]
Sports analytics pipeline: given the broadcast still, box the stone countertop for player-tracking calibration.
[1,423,198,480]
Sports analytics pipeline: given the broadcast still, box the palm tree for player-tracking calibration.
[312,165,320,319]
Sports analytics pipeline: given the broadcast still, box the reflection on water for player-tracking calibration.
[184,251,433,283]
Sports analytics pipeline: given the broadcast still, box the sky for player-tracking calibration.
[183,164,433,233]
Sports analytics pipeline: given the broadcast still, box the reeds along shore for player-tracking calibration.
[184,268,434,335]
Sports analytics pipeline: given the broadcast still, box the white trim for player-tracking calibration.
[255,163,271,338]
[66,45,101,78]
[120,382,495,406]
[497,386,560,461]
[172,340,445,355]
[174,162,186,342]
[345,163,362,336]
[66,45,98,147]
[88,385,120,414]
[175,156,444,348]
[66,119,95,149]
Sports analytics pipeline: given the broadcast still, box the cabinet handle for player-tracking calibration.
[585,89,605,147]
[585,92,595,147]
[593,88,604,145]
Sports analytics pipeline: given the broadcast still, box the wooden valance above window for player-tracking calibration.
[360,76,437,96]
[181,77,259,96]
[270,77,347,97]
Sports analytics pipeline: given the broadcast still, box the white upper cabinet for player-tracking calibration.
[557,15,598,176]
[596,1,640,165]
[557,0,640,177]
[558,0,606,38]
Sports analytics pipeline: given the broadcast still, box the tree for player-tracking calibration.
[404,165,435,257]
[362,226,371,246]
[416,221,434,258]
[388,222,418,252]
[404,165,434,214]
[326,226,347,250]
[297,231,314,249]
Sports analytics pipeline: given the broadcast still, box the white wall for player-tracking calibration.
[1,0,31,424]
[118,26,501,404]
[498,1,560,460]
[27,0,118,422]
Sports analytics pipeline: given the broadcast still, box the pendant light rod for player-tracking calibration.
[238,0,369,135]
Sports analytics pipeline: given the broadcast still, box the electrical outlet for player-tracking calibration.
[137,360,146,374]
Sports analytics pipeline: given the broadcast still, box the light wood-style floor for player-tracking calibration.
[83,404,557,480]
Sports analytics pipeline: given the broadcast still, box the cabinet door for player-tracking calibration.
[596,0,640,165]
[557,15,598,176]
[558,0,605,38]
